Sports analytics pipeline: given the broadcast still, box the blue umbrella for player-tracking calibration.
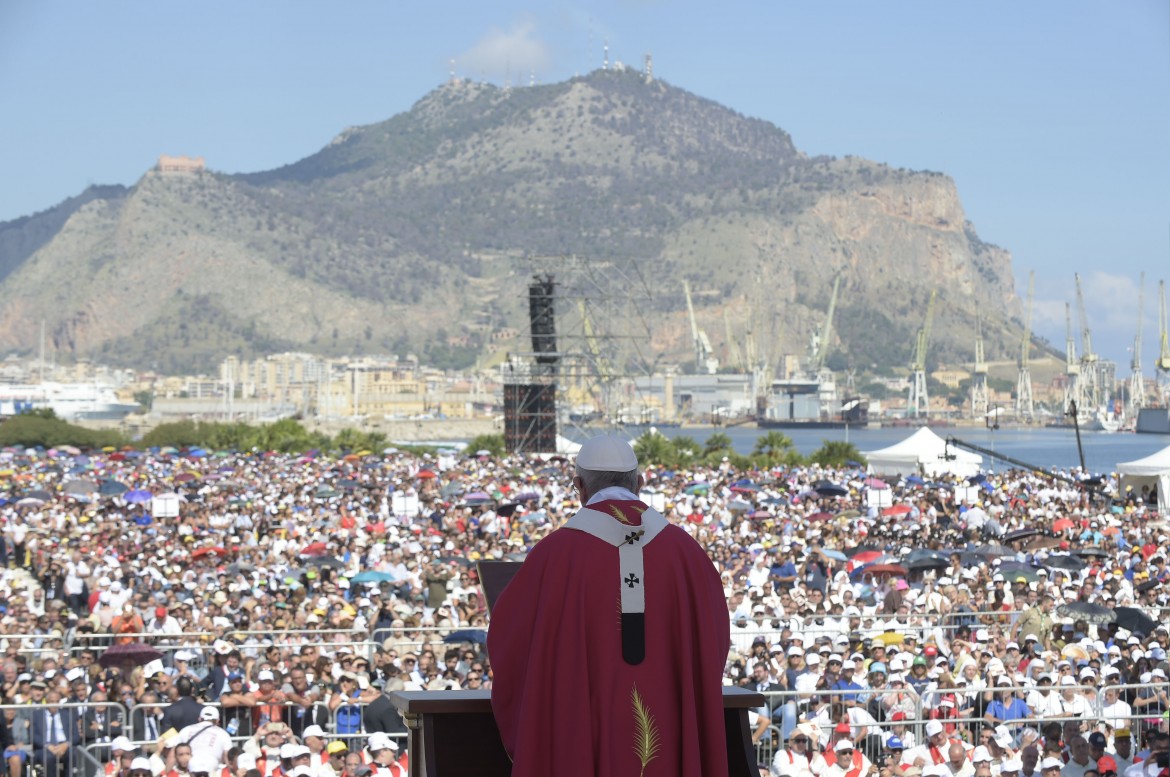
[349,570,397,584]
[904,475,926,486]
[442,629,488,645]
[821,549,849,562]
[125,490,152,503]
[99,480,128,496]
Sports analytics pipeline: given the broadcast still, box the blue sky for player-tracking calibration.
[1,1,1167,370]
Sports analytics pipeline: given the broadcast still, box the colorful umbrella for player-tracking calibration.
[882,505,912,517]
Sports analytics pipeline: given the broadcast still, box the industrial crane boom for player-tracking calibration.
[1019,272,1034,368]
[1159,280,1170,372]
[912,290,937,372]
[815,275,842,373]
[1075,273,1095,362]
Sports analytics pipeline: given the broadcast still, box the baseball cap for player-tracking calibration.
[257,669,275,682]
[189,755,218,775]
[367,733,397,752]
[1041,757,1065,771]
[155,607,167,617]
[1088,732,1107,749]
[1098,756,1118,773]
[834,739,855,752]
[302,725,326,739]
[887,737,905,750]
[925,721,944,737]
[110,736,135,753]
[199,706,219,721]
[279,744,298,760]
[130,758,152,772]
[576,436,638,471]
[972,746,992,763]
[1002,759,1022,773]
[326,742,349,755]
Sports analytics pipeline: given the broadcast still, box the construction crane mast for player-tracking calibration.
[1075,273,1100,409]
[1063,302,1081,413]
[1128,273,1146,417]
[723,309,745,373]
[1015,271,1035,421]
[906,290,936,418]
[971,311,990,418]
[683,280,717,374]
[1157,279,1170,404]
[814,275,841,416]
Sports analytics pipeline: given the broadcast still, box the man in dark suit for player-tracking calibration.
[362,679,407,738]
[130,692,165,744]
[31,690,82,777]
[159,678,201,734]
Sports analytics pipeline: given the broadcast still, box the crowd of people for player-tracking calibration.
[0,440,1166,777]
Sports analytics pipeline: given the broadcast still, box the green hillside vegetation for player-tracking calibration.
[0,69,1023,375]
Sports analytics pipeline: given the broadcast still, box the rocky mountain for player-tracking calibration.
[0,69,1022,375]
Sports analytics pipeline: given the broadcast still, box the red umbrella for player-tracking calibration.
[174,472,199,483]
[807,511,835,522]
[749,510,772,520]
[191,546,227,559]
[300,542,329,556]
[1052,518,1075,532]
[850,550,884,565]
[861,563,908,577]
[881,505,912,517]
[417,469,438,479]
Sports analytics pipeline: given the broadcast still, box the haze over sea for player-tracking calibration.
[563,426,1170,477]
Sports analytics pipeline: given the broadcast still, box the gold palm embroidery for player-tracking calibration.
[630,685,661,777]
[608,504,632,524]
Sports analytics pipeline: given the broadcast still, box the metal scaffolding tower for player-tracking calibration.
[906,290,936,418]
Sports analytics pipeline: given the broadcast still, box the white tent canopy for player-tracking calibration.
[863,427,982,478]
[1117,445,1170,515]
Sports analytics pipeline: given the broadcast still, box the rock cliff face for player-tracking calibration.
[0,70,1020,373]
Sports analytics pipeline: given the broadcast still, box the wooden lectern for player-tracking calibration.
[390,686,765,777]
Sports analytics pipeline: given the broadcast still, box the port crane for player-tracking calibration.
[906,290,936,418]
[683,280,718,374]
[1063,302,1082,412]
[1157,280,1170,404]
[810,275,842,416]
[723,309,745,373]
[970,311,989,418]
[1075,273,1101,410]
[1128,273,1146,417]
[1015,272,1035,421]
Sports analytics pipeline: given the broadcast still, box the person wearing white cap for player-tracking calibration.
[300,725,328,772]
[821,736,873,777]
[173,706,231,769]
[103,736,138,777]
[364,733,404,777]
[905,721,961,769]
[487,435,731,777]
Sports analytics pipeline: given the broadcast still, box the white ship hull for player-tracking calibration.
[0,382,139,422]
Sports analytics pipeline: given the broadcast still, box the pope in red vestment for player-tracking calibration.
[488,436,730,777]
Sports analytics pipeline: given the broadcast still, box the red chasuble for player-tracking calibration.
[488,499,731,777]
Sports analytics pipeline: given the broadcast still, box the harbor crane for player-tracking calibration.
[811,275,842,416]
[1128,273,1146,416]
[1063,302,1082,412]
[723,308,745,373]
[970,311,990,418]
[906,289,936,418]
[1075,273,1101,410]
[1157,279,1170,403]
[683,280,718,374]
[1015,271,1035,421]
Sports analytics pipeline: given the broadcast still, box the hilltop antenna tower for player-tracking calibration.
[644,53,653,82]
[971,311,989,418]
[1015,271,1035,420]
[1129,272,1146,417]
[906,290,936,419]
[603,41,609,70]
